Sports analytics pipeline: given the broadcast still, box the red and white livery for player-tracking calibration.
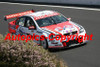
[4,10,88,49]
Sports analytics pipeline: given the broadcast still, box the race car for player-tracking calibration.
[4,10,88,49]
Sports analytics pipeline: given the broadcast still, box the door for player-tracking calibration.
[15,17,26,35]
[23,16,40,43]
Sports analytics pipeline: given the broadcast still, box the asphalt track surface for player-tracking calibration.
[0,2,100,67]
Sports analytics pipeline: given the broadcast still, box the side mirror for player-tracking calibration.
[29,26,35,30]
[67,18,71,21]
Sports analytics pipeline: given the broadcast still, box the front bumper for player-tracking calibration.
[67,39,88,47]
[48,32,88,48]
[48,38,88,48]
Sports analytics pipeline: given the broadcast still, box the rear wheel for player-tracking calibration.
[40,37,48,49]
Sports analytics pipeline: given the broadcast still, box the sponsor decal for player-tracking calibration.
[64,25,73,28]
[5,10,34,19]
[55,27,63,32]
[33,12,59,20]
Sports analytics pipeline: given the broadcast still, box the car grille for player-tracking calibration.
[64,33,70,36]
[66,40,79,45]
[72,31,77,35]
[62,39,79,47]
[64,31,77,36]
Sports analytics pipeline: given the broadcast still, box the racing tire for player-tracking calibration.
[40,37,48,49]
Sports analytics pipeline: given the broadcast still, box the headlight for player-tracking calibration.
[79,27,84,33]
[78,25,84,33]
[73,22,84,33]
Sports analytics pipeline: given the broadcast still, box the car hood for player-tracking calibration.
[41,21,79,34]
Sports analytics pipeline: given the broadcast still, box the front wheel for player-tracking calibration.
[40,37,48,49]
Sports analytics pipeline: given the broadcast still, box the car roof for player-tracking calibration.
[27,10,60,20]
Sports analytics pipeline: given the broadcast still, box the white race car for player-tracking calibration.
[5,10,88,49]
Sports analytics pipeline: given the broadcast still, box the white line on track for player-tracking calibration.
[0,2,100,11]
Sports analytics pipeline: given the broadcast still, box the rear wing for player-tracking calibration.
[4,10,34,21]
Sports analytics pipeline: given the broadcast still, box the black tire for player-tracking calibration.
[40,37,48,49]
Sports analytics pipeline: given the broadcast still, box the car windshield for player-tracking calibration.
[36,15,68,27]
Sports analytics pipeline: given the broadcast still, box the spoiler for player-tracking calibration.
[4,10,34,21]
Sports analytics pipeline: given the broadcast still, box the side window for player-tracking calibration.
[25,17,35,27]
[19,17,25,26]
[16,17,26,26]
